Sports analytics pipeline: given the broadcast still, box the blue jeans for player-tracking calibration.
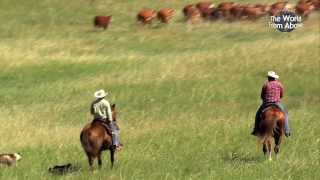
[254,102,290,133]
[110,121,120,146]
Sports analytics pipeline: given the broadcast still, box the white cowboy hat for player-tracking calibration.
[94,89,108,98]
[267,71,279,79]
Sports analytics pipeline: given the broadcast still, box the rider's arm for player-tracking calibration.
[280,83,284,99]
[90,103,94,115]
[260,85,266,100]
[104,100,113,122]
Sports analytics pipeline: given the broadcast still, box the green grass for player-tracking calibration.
[0,0,319,179]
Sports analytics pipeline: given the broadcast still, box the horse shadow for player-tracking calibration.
[223,152,262,164]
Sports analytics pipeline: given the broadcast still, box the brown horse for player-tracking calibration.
[257,105,285,161]
[80,104,117,169]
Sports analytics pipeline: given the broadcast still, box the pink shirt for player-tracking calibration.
[261,80,283,103]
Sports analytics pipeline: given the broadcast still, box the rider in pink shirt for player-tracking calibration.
[251,71,290,137]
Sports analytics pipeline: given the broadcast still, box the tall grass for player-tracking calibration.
[0,0,319,179]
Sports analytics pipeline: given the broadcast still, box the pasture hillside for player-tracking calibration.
[0,0,319,179]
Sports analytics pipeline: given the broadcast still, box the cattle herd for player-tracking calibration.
[93,0,319,29]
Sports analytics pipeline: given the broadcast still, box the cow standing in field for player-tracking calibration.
[230,4,245,20]
[307,0,320,10]
[242,5,266,20]
[137,10,157,24]
[183,4,194,17]
[94,16,112,29]
[216,2,236,20]
[183,4,201,23]
[196,1,216,19]
[157,8,175,23]
[254,4,271,15]
[269,1,288,16]
[296,0,315,18]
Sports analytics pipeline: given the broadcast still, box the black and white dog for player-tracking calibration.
[48,163,75,175]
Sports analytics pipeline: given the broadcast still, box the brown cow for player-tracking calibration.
[217,2,236,19]
[242,5,266,20]
[183,5,201,23]
[137,10,157,24]
[307,0,320,10]
[254,4,271,15]
[183,4,194,17]
[269,1,288,16]
[296,1,315,17]
[230,4,245,20]
[94,16,112,29]
[157,8,175,23]
[196,1,215,19]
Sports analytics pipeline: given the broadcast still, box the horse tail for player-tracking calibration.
[260,116,277,139]
[80,130,93,154]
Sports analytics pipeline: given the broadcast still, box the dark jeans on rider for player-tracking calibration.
[109,121,120,146]
[254,102,290,133]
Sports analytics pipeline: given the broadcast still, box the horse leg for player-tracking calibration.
[87,154,94,170]
[274,134,282,159]
[98,152,102,168]
[267,139,272,161]
[263,144,267,155]
[110,148,115,169]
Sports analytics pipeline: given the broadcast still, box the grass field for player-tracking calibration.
[0,0,319,179]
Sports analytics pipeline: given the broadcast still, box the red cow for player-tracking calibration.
[307,0,320,10]
[185,6,201,23]
[296,1,315,17]
[183,4,194,17]
[217,2,236,19]
[94,16,112,29]
[242,6,265,20]
[137,10,157,24]
[230,4,245,20]
[196,1,215,18]
[269,1,288,16]
[157,8,175,23]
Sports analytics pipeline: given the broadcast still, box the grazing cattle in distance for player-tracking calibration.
[137,10,157,24]
[269,1,288,16]
[183,4,194,17]
[242,5,266,20]
[307,0,320,10]
[94,16,112,29]
[283,3,296,11]
[295,1,315,17]
[254,4,271,15]
[216,2,236,19]
[196,1,216,19]
[157,8,175,23]
[185,6,202,23]
[230,4,245,20]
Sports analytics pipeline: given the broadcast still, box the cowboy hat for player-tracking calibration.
[94,89,108,98]
[267,71,279,79]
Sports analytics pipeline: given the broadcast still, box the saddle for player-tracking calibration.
[92,119,112,135]
[261,103,282,114]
